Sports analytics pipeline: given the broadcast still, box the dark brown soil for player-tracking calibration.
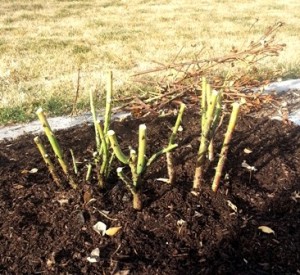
[0,109,299,275]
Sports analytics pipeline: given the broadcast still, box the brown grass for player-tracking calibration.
[0,0,299,122]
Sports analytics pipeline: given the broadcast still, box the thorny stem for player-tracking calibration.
[129,149,139,187]
[34,136,61,186]
[96,121,109,176]
[166,152,175,184]
[208,91,223,161]
[137,124,147,175]
[107,130,129,164]
[90,89,101,150]
[193,90,219,189]
[201,77,207,130]
[36,108,77,189]
[104,71,113,136]
[168,103,186,145]
[212,102,240,192]
[117,167,142,210]
[167,103,186,184]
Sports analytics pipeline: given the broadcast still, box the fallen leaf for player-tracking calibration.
[240,97,247,105]
[258,226,275,234]
[191,190,199,196]
[155,178,170,183]
[243,148,252,154]
[46,252,56,267]
[194,211,203,218]
[21,168,39,174]
[177,219,186,226]
[242,160,257,171]
[227,200,238,213]
[114,270,130,275]
[85,198,97,206]
[29,168,38,173]
[13,184,24,190]
[105,226,122,236]
[93,221,107,236]
[87,248,100,263]
[57,198,69,206]
[77,211,85,225]
[21,169,29,174]
[291,191,300,202]
[83,190,92,205]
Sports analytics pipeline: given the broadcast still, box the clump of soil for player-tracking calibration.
[0,109,299,274]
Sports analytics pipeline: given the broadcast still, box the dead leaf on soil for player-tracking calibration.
[194,211,203,218]
[21,168,38,174]
[83,185,94,206]
[13,184,24,189]
[191,190,200,196]
[93,221,107,236]
[83,190,92,204]
[227,200,238,213]
[291,191,300,202]
[93,221,121,236]
[243,148,253,154]
[177,219,186,226]
[241,160,257,171]
[46,252,56,267]
[29,168,38,173]
[258,226,275,234]
[87,248,100,263]
[105,226,122,236]
[114,270,130,275]
[57,198,69,206]
[155,178,170,183]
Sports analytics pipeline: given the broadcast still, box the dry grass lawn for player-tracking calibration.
[0,0,300,123]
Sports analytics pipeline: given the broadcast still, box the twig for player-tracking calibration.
[123,22,285,117]
[71,68,81,116]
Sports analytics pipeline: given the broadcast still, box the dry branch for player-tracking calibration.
[120,22,285,117]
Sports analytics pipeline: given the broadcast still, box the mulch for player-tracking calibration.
[0,107,299,274]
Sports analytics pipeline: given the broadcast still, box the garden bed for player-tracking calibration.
[0,108,299,274]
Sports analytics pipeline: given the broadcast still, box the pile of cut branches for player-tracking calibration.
[121,22,286,117]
